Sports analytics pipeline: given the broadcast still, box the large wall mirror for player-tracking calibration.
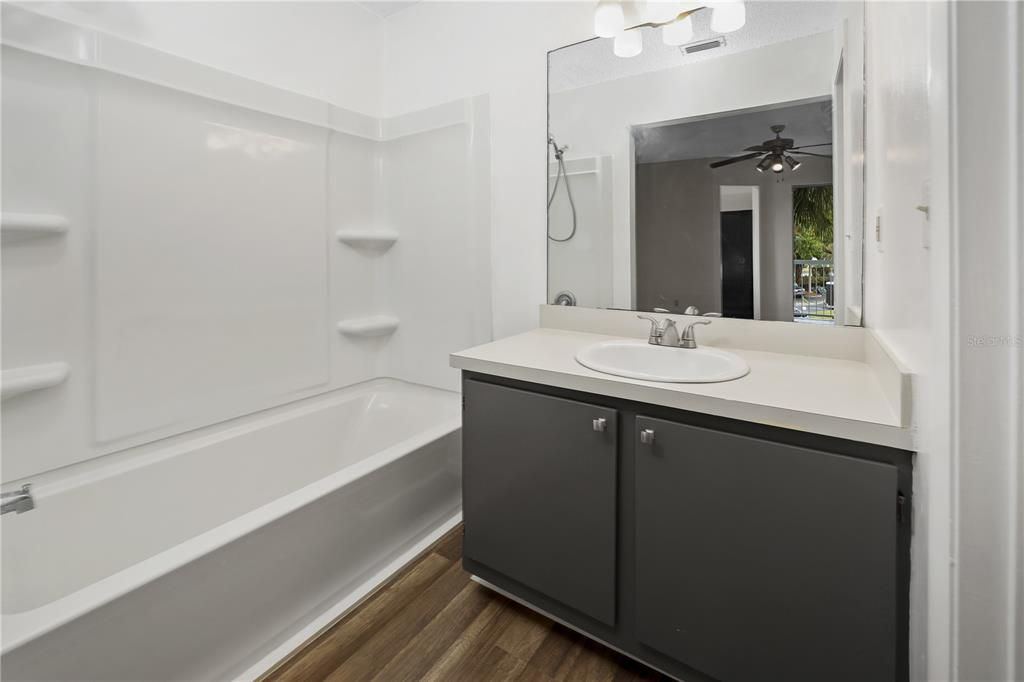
[547,1,865,325]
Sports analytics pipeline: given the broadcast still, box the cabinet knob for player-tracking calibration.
[639,428,655,445]
[592,417,608,432]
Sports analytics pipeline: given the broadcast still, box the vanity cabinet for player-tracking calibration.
[634,416,899,682]
[461,373,911,682]
[461,378,618,625]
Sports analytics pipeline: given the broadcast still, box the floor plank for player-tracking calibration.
[268,552,453,681]
[265,525,670,681]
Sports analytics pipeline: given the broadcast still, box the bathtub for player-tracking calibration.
[1,378,462,681]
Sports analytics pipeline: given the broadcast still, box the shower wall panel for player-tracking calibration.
[92,70,331,442]
[381,97,492,392]
[1,7,491,482]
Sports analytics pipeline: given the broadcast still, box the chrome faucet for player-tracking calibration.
[680,320,712,349]
[1,484,34,515]
[637,314,680,347]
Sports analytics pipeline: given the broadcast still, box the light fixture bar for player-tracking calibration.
[626,6,705,32]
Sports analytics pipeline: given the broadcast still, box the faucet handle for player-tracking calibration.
[637,314,662,337]
[680,320,711,349]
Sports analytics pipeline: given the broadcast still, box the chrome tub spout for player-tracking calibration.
[1,484,34,515]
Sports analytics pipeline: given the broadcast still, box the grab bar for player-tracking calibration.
[1,484,34,515]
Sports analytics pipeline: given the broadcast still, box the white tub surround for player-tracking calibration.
[336,229,399,252]
[0,212,69,242]
[337,315,401,337]
[1,363,71,401]
[1,5,490,481]
[450,306,912,450]
[1,379,461,681]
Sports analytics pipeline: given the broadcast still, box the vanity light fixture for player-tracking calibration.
[662,15,694,46]
[597,1,746,58]
[594,0,626,37]
[614,29,644,57]
[709,0,746,34]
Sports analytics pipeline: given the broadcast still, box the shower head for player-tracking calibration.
[548,135,567,160]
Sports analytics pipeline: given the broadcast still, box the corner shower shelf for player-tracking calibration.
[1,212,70,242]
[335,229,398,252]
[336,315,400,338]
[2,362,71,400]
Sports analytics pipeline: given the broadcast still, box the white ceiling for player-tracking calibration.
[549,1,843,93]
[357,1,421,18]
[634,99,833,164]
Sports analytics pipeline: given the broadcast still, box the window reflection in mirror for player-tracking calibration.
[547,2,865,326]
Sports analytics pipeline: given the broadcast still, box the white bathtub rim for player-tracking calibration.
[1,413,461,654]
[3,377,449,495]
[234,510,463,681]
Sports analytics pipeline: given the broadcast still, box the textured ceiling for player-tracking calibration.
[549,1,843,93]
[633,99,834,164]
[357,1,421,18]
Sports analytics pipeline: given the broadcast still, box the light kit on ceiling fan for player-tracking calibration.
[594,1,746,58]
[710,124,832,175]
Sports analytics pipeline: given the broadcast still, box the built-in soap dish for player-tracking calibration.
[2,212,69,243]
[1,362,71,400]
[336,315,399,338]
[335,229,398,253]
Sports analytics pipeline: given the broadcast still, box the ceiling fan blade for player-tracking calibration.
[790,142,833,150]
[743,145,769,152]
[709,152,761,169]
[790,151,833,159]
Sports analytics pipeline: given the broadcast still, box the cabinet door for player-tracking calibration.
[462,379,618,625]
[635,416,899,682]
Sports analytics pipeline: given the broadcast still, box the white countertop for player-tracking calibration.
[450,328,912,450]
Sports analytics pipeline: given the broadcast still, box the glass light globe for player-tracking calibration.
[594,0,626,38]
[614,29,643,58]
[711,1,746,33]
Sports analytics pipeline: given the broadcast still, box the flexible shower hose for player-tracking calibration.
[547,153,577,242]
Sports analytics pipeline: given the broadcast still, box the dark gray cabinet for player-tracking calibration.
[461,373,910,682]
[462,378,619,624]
[634,416,899,682]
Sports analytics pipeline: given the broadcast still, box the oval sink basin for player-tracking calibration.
[576,340,749,383]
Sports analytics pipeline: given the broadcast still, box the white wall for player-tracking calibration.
[946,2,1022,679]
[16,1,386,116]
[384,1,595,338]
[863,2,1023,680]
[860,6,944,678]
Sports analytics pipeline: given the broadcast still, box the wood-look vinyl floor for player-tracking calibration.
[263,525,669,682]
